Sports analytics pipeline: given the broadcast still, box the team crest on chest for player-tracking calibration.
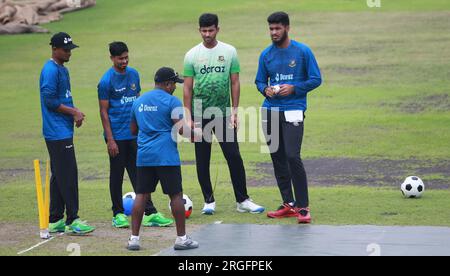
[131,83,137,91]
[289,60,297,68]
[218,56,225,62]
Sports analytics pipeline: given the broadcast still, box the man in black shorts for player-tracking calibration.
[127,67,201,251]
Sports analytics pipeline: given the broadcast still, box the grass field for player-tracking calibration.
[0,0,449,255]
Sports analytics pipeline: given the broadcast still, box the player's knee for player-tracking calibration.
[286,153,301,163]
[169,192,183,202]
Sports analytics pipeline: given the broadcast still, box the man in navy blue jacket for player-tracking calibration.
[255,12,322,223]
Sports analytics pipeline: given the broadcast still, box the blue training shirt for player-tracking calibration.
[98,67,140,140]
[39,59,74,141]
[131,89,184,167]
[255,40,322,111]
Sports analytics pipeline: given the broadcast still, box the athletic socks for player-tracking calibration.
[177,235,187,242]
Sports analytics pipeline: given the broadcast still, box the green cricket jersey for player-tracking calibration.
[183,41,240,117]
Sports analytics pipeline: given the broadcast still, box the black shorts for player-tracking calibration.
[136,166,182,196]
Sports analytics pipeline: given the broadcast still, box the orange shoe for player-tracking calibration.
[297,207,311,224]
[267,203,298,218]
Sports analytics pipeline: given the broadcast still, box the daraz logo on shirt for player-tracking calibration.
[275,73,294,82]
[200,65,226,74]
[138,104,158,112]
[120,96,137,105]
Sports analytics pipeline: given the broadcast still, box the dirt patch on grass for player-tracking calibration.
[249,158,450,189]
[81,175,104,181]
[0,161,199,184]
[382,93,450,113]
[1,222,204,256]
[0,168,33,184]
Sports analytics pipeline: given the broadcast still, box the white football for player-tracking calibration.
[401,176,425,198]
[169,194,193,218]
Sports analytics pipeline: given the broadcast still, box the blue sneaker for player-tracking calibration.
[201,202,216,215]
[237,199,265,214]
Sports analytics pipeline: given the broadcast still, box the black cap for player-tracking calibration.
[154,67,184,83]
[50,32,79,50]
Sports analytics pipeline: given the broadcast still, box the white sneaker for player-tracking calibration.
[237,199,265,214]
[202,202,216,215]
[127,236,140,251]
[174,235,199,250]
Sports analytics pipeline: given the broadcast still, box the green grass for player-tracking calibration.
[0,0,449,255]
[2,177,450,227]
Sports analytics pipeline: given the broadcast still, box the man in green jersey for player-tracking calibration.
[183,13,265,215]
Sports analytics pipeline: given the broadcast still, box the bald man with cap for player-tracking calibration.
[127,67,201,251]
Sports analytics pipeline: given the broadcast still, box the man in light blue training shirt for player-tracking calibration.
[98,41,173,228]
[127,67,200,251]
[255,12,322,224]
[39,32,95,235]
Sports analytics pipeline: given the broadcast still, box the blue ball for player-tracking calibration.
[123,197,135,216]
